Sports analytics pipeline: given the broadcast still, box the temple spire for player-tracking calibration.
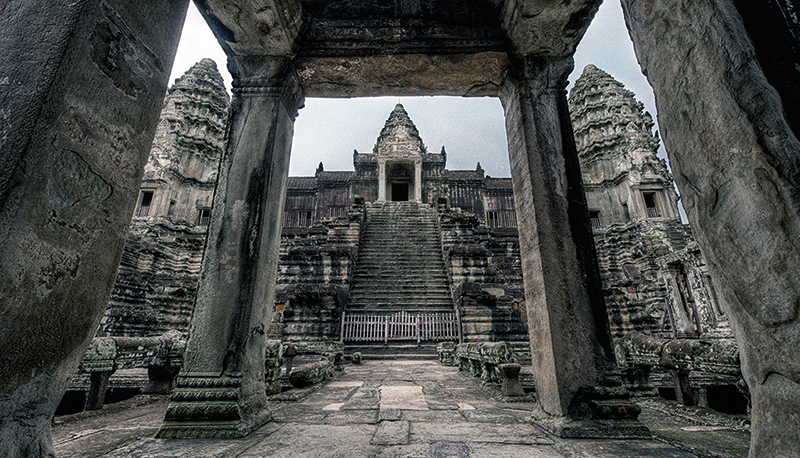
[373,104,426,156]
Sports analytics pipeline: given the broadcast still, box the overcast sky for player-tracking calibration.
[169,1,659,178]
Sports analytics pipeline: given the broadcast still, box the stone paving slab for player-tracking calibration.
[237,424,379,458]
[372,420,411,445]
[52,360,748,457]
[340,386,380,410]
[380,385,429,410]
[410,422,554,445]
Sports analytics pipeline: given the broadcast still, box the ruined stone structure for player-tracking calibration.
[273,105,526,347]
[568,64,730,340]
[97,59,229,338]
[3,1,799,456]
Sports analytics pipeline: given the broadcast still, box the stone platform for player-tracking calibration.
[53,360,749,457]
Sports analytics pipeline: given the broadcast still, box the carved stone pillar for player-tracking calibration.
[414,159,422,202]
[157,56,303,439]
[0,1,188,455]
[499,55,647,438]
[378,159,387,201]
[622,1,800,454]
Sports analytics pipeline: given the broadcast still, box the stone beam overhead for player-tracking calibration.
[497,0,603,57]
[193,0,303,56]
[296,53,509,97]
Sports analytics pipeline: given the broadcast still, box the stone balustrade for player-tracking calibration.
[615,333,742,406]
[454,342,518,385]
[280,341,345,389]
[76,331,185,410]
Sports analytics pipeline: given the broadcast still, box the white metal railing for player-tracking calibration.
[340,310,461,344]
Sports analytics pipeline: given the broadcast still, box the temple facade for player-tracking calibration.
[97,60,729,345]
[282,103,516,230]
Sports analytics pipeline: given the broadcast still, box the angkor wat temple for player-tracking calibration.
[86,59,737,411]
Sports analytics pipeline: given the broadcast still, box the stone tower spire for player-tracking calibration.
[136,58,229,223]
[569,64,660,164]
[569,64,679,223]
[146,58,230,183]
[373,103,427,157]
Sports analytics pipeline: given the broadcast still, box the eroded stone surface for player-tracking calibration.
[622,0,800,454]
[0,0,188,455]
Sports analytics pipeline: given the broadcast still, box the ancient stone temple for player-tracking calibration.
[272,103,526,349]
[4,1,799,456]
[86,62,733,373]
[97,59,230,338]
[568,64,730,340]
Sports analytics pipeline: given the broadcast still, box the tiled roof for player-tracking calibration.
[447,170,483,180]
[317,171,354,182]
[287,177,316,189]
[484,178,513,190]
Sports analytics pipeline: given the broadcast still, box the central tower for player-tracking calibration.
[375,104,425,202]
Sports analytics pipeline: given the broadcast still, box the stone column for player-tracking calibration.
[157,56,303,439]
[414,159,423,202]
[499,55,647,438]
[622,0,800,454]
[378,159,387,201]
[0,1,188,455]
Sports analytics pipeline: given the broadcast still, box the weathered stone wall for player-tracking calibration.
[439,209,527,343]
[96,220,206,338]
[593,219,692,337]
[271,210,363,341]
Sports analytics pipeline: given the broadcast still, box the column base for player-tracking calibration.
[531,386,651,439]
[156,375,272,439]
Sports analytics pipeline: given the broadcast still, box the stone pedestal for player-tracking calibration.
[157,57,303,439]
[499,363,526,397]
[499,55,647,438]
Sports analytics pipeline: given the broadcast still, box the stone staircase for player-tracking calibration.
[345,201,455,358]
[348,201,454,313]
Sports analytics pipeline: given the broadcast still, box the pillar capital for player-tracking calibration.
[229,56,304,118]
[501,55,574,101]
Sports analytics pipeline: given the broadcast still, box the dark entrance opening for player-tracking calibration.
[391,183,409,201]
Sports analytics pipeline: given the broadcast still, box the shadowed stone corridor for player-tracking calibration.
[53,360,748,457]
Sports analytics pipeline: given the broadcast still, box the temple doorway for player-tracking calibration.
[391,182,409,201]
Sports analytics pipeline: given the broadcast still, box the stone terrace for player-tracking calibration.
[53,360,749,457]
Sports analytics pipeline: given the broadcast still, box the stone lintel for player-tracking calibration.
[193,0,302,56]
[295,52,508,98]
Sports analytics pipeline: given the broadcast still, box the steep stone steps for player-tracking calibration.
[345,202,455,356]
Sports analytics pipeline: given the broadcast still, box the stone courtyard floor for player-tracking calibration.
[53,360,750,457]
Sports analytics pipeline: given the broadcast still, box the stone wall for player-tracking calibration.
[270,208,363,342]
[439,209,527,342]
[96,220,206,337]
[592,219,693,338]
